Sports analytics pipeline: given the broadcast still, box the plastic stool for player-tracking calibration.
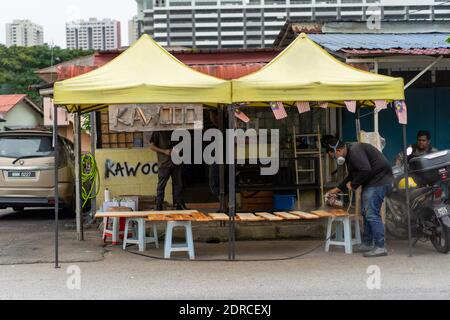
[103,217,126,245]
[325,215,362,254]
[123,218,159,252]
[164,221,195,260]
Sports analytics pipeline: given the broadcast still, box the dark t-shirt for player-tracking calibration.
[150,131,174,169]
[339,142,393,192]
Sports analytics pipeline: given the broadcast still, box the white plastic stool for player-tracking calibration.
[325,215,362,254]
[122,218,159,252]
[103,217,124,245]
[164,221,195,260]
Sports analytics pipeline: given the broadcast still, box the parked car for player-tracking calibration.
[0,129,75,214]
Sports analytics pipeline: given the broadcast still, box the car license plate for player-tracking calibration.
[7,171,36,179]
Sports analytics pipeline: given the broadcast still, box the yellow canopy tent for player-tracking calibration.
[227,33,413,259]
[53,34,232,112]
[231,33,405,104]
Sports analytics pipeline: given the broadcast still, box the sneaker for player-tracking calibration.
[354,243,374,253]
[363,247,388,258]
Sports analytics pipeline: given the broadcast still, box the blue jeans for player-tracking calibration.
[361,184,390,248]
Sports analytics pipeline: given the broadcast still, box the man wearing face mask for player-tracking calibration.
[324,136,393,257]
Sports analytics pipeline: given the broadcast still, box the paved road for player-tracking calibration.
[1,209,450,300]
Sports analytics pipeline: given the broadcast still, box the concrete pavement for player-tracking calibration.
[1,208,450,300]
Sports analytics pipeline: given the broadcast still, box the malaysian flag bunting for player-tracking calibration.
[394,100,408,125]
[296,101,311,114]
[270,102,288,120]
[234,109,250,123]
[318,102,328,109]
[344,100,357,113]
[374,100,388,112]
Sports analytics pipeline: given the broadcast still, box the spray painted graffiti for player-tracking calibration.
[105,159,159,178]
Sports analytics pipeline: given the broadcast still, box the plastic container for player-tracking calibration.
[409,150,450,184]
[273,194,296,211]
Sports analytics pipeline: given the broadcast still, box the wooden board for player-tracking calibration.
[191,212,213,222]
[96,210,200,219]
[289,211,320,220]
[237,213,265,221]
[273,212,301,220]
[254,212,283,221]
[208,213,230,221]
[310,209,349,218]
[95,212,151,218]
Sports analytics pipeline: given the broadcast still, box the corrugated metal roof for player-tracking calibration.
[308,33,450,52]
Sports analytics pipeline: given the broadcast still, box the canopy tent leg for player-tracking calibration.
[53,105,60,269]
[74,110,84,241]
[227,105,236,261]
[218,105,226,213]
[90,111,97,217]
[402,124,414,257]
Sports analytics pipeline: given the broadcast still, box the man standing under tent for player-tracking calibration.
[325,136,393,257]
[150,130,187,211]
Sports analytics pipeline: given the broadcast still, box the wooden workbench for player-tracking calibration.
[95,209,350,222]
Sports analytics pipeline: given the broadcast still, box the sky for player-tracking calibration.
[0,0,137,47]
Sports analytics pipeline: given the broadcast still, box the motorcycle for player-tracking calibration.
[385,149,450,253]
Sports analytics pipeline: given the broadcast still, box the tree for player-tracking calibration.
[0,44,93,104]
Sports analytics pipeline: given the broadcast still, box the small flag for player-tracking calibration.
[296,101,310,114]
[234,109,250,123]
[374,100,387,112]
[318,102,328,109]
[270,102,288,120]
[394,100,408,125]
[344,100,357,113]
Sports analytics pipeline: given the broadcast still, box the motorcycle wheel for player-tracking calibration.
[430,216,450,254]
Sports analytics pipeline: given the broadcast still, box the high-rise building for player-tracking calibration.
[5,20,44,47]
[135,0,450,49]
[66,18,121,51]
[129,16,140,45]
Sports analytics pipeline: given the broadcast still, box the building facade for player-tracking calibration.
[5,20,44,47]
[135,0,450,48]
[129,16,140,45]
[66,18,121,51]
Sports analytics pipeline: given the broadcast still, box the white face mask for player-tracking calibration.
[336,156,346,166]
[329,141,346,166]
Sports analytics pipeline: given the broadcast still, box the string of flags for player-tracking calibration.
[234,108,250,123]
[270,102,288,120]
[233,100,408,125]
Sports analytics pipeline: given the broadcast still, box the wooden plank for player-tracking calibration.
[191,212,213,221]
[237,213,265,221]
[289,211,320,219]
[254,212,283,221]
[147,210,199,215]
[95,212,151,218]
[208,213,230,221]
[273,212,301,220]
[310,209,349,218]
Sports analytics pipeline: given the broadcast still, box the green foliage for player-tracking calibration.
[0,44,93,104]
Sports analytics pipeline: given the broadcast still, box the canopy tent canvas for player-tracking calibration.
[53,34,232,112]
[51,34,232,267]
[231,33,405,104]
[227,33,411,260]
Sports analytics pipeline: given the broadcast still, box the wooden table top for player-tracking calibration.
[95,209,351,221]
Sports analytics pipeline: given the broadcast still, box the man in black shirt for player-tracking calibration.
[150,131,186,211]
[326,137,393,257]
